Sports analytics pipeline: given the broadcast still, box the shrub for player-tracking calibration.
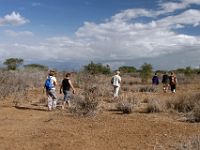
[139,86,157,92]
[84,61,111,74]
[0,70,46,102]
[146,99,162,113]
[179,135,200,150]
[140,63,153,83]
[24,64,48,71]
[186,105,200,123]
[118,66,136,73]
[173,94,200,113]
[69,94,99,117]
[116,101,134,114]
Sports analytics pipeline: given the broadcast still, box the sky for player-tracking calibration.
[0,0,200,70]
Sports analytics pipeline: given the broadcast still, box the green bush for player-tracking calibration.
[84,61,111,74]
[119,66,136,73]
[24,64,48,71]
[3,58,24,70]
[140,63,153,83]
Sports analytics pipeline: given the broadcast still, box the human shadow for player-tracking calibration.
[14,105,48,112]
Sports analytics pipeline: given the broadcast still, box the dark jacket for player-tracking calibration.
[152,75,159,85]
[162,74,169,84]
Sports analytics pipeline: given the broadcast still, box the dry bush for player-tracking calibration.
[139,86,157,92]
[186,105,200,123]
[115,94,137,114]
[116,101,134,114]
[179,135,200,150]
[192,105,200,122]
[69,94,99,117]
[145,98,163,113]
[166,93,200,113]
[75,73,112,97]
[177,74,200,85]
[0,70,46,102]
[69,74,101,117]
[166,93,200,122]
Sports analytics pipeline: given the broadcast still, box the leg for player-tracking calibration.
[47,92,53,111]
[63,91,71,108]
[49,90,57,110]
[114,86,120,97]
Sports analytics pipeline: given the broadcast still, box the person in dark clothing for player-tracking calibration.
[162,72,169,93]
[152,72,159,86]
[169,72,177,93]
[60,73,75,109]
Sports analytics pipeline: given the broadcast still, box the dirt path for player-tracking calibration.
[0,101,200,150]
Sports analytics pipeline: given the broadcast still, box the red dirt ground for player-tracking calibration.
[0,89,200,150]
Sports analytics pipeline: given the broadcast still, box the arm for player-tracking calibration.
[60,80,63,94]
[69,80,75,94]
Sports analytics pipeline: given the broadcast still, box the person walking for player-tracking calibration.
[169,72,177,93]
[111,71,121,97]
[44,70,57,111]
[162,72,169,93]
[152,72,159,86]
[60,73,75,109]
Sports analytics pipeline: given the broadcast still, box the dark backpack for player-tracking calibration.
[111,76,114,84]
[45,77,54,90]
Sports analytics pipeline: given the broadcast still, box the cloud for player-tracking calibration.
[111,9,156,22]
[1,1,200,69]
[159,0,200,13]
[0,11,29,26]
[4,30,34,37]
[75,8,200,61]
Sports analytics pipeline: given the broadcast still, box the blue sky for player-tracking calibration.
[0,0,200,70]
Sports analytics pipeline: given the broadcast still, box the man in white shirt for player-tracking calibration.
[111,71,121,97]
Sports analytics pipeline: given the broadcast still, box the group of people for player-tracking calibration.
[45,70,177,111]
[152,72,177,93]
[111,71,178,99]
[44,70,75,111]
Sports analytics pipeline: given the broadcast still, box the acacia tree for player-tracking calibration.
[140,63,153,83]
[84,61,111,74]
[3,58,24,70]
[24,64,48,71]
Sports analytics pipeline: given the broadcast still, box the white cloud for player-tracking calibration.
[1,1,200,69]
[159,0,200,13]
[4,30,34,37]
[157,9,200,28]
[111,9,156,22]
[0,11,29,26]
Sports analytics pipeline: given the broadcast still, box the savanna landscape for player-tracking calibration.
[0,61,200,150]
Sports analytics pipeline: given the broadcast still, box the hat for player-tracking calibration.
[49,70,56,76]
[116,71,120,74]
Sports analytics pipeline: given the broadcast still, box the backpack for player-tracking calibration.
[111,76,114,84]
[45,76,54,90]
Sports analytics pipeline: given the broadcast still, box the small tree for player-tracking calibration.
[3,58,24,70]
[140,63,153,83]
[24,64,48,71]
[84,61,111,74]
[119,66,136,73]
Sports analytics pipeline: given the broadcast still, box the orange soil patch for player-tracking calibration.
[0,101,200,150]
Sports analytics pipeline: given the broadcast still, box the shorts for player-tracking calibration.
[63,90,71,101]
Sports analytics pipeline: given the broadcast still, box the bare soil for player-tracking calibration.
[0,89,200,150]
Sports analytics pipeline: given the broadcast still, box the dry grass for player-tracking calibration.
[179,135,200,150]
[69,94,100,117]
[0,70,46,103]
